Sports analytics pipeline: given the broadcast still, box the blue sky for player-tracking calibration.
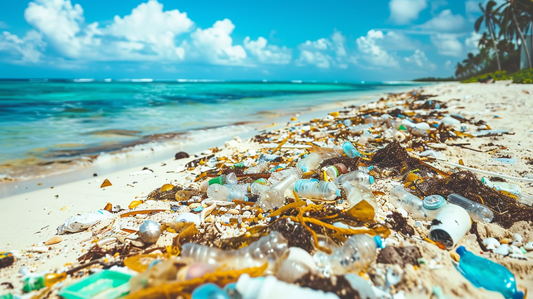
[0,0,489,81]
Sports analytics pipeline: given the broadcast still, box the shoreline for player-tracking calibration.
[2,81,531,298]
[0,85,421,198]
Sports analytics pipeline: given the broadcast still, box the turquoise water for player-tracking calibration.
[0,80,423,180]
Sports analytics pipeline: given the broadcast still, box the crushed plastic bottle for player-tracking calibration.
[313,234,384,276]
[456,246,524,299]
[236,274,340,299]
[207,184,247,202]
[390,186,426,219]
[341,181,377,210]
[294,180,340,201]
[250,181,270,195]
[257,174,298,211]
[447,194,494,223]
[180,231,288,273]
[201,173,238,192]
[244,161,269,174]
[334,170,374,187]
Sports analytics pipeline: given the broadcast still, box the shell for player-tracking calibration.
[483,237,500,250]
[524,242,533,251]
[44,236,62,246]
[276,247,317,283]
[493,244,509,256]
[510,245,523,255]
[512,233,523,247]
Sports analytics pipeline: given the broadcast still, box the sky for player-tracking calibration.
[0,0,491,81]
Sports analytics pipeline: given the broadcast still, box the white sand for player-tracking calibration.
[1,81,532,297]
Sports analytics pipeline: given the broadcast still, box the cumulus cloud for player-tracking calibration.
[418,9,466,32]
[465,1,480,22]
[0,30,45,63]
[389,0,427,24]
[243,36,291,65]
[465,31,482,53]
[378,31,421,51]
[188,19,246,64]
[295,31,349,68]
[404,49,435,68]
[431,33,463,56]
[356,30,399,68]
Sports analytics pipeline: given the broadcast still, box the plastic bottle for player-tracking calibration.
[342,181,377,210]
[349,123,372,133]
[236,274,340,299]
[192,283,230,299]
[244,161,269,174]
[180,231,288,273]
[294,180,340,201]
[207,184,247,202]
[296,153,324,173]
[268,167,303,185]
[421,195,447,219]
[313,234,384,276]
[447,194,494,223]
[324,164,347,180]
[390,186,426,219]
[23,272,67,292]
[250,182,270,195]
[334,170,374,187]
[257,175,298,211]
[456,246,524,299]
[341,141,361,158]
[201,173,238,192]
[481,177,522,197]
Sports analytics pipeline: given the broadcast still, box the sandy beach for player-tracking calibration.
[1,81,533,299]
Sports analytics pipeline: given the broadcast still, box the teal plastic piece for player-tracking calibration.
[59,270,133,299]
[342,141,361,158]
[192,283,230,299]
[456,246,524,299]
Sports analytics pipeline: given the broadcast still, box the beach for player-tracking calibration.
[1,81,533,298]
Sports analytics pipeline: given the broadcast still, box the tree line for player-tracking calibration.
[455,0,533,79]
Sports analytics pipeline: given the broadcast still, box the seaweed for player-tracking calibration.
[295,273,361,299]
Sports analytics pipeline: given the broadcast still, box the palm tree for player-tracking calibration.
[476,0,502,71]
[455,62,466,78]
[463,52,480,74]
[499,0,531,68]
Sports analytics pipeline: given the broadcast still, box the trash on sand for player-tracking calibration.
[57,210,112,234]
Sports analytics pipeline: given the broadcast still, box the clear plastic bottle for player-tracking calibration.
[201,173,238,192]
[296,153,324,173]
[180,231,288,273]
[207,184,247,201]
[294,180,340,201]
[268,167,303,185]
[390,186,426,219]
[456,246,524,299]
[323,163,348,180]
[334,170,374,187]
[236,274,340,299]
[250,181,270,195]
[342,141,361,158]
[342,181,377,210]
[447,194,494,223]
[244,161,269,174]
[313,234,384,276]
[349,123,372,133]
[258,175,298,211]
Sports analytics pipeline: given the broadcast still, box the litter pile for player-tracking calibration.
[2,90,533,299]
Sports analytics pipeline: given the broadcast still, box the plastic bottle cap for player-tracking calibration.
[423,195,446,210]
[373,236,385,249]
[336,190,341,197]
[456,245,466,256]
[300,165,308,172]
[369,175,374,184]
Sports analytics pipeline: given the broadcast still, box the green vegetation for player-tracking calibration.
[454,0,532,83]
[511,69,533,83]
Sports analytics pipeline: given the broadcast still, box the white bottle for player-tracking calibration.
[236,274,340,299]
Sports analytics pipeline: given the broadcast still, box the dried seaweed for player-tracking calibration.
[371,141,436,177]
[388,211,415,236]
[295,273,361,299]
[269,218,314,253]
[417,171,533,228]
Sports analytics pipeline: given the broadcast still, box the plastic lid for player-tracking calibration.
[423,195,446,210]
[369,175,375,184]
[456,245,466,256]
[373,236,385,249]
[336,189,341,197]
[300,165,308,172]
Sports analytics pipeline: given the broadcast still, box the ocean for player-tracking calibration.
[0,79,425,186]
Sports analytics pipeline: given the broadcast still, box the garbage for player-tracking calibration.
[0,252,14,269]
[100,179,112,188]
[342,181,377,211]
[59,270,133,299]
[447,194,494,223]
[294,180,340,201]
[455,246,524,299]
[429,204,471,249]
[57,210,112,234]
[258,175,298,210]
[23,272,66,293]
[138,220,161,244]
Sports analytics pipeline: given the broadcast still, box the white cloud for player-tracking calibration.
[419,9,466,32]
[106,0,193,60]
[379,31,421,51]
[295,31,349,68]
[389,0,427,25]
[431,33,463,56]
[189,19,246,65]
[356,30,399,68]
[465,1,479,22]
[0,30,45,63]
[243,36,291,65]
[404,49,435,68]
[465,31,481,52]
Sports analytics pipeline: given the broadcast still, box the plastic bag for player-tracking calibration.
[57,210,112,234]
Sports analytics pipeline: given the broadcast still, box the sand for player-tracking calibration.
[1,81,532,298]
